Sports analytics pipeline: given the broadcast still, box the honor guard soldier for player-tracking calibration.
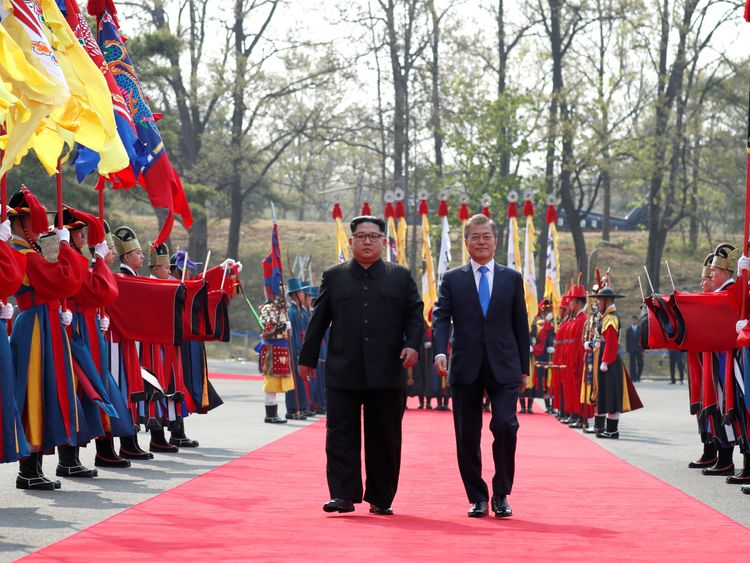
[286,278,312,420]
[8,188,89,489]
[112,226,154,460]
[523,299,554,413]
[258,284,295,423]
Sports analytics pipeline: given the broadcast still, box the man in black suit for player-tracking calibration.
[298,216,423,516]
[433,213,529,518]
[625,316,643,382]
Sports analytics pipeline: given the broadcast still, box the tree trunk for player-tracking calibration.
[227,0,247,259]
[427,0,443,180]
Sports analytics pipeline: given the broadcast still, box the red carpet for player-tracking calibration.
[27,406,748,561]
[208,372,263,381]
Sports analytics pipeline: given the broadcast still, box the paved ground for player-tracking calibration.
[0,362,746,561]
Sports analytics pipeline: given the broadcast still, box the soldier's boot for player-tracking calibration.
[544,398,552,413]
[425,398,433,410]
[95,437,131,468]
[169,419,199,448]
[726,453,750,484]
[688,441,717,469]
[702,446,735,476]
[526,397,534,413]
[264,405,288,424]
[584,415,605,434]
[16,452,57,490]
[120,431,154,460]
[596,417,619,439]
[150,428,179,453]
[56,445,97,478]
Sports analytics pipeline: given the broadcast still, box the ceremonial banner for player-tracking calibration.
[437,197,451,278]
[458,198,469,264]
[331,203,349,263]
[384,197,398,263]
[91,0,192,244]
[395,197,407,266]
[419,198,437,326]
[263,223,284,295]
[506,198,521,272]
[544,204,562,322]
[522,199,538,328]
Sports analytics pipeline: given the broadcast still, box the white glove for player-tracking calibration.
[60,309,73,326]
[234,260,243,273]
[600,362,608,372]
[545,312,553,322]
[285,320,292,331]
[424,341,432,349]
[99,315,110,332]
[584,341,593,351]
[547,346,555,354]
[736,319,748,334]
[0,219,11,242]
[0,302,14,320]
[94,240,109,260]
[594,340,601,349]
[56,228,70,244]
[739,255,750,274]
[220,258,236,270]
[530,345,534,352]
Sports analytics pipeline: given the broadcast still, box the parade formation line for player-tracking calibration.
[25,407,748,561]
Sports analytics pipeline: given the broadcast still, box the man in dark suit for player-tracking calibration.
[298,216,423,516]
[625,316,643,382]
[433,213,529,518]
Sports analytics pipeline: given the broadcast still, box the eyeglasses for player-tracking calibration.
[352,233,384,242]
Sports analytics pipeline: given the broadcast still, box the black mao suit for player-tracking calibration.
[433,261,529,503]
[299,258,423,508]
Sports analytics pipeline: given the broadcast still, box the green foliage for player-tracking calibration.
[445,80,533,203]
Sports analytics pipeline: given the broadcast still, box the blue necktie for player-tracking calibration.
[478,265,490,317]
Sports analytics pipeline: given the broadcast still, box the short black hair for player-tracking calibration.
[350,215,385,234]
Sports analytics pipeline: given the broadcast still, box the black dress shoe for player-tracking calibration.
[702,463,735,476]
[688,456,717,469]
[725,474,750,484]
[742,485,750,494]
[369,504,394,515]
[467,501,489,517]
[596,431,619,439]
[491,495,512,518]
[323,498,355,513]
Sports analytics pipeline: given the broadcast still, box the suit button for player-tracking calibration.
[364,320,368,324]
[365,337,369,341]
[364,285,368,290]
[364,302,368,307]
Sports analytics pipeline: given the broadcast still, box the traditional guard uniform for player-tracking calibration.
[285,278,312,419]
[258,288,295,423]
[522,299,554,413]
[551,295,571,418]
[56,208,123,477]
[700,243,741,476]
[406,323,439,409]
[588,287,642,438]
[307,287,328,414]
[564,285,589,428]
[687,253,719,470]
[8,188,88,490]
[111,226,154,460]
[0,224,28,464]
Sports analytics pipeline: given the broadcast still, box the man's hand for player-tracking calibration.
[298,364,314,380]
[400,347,418,368]
[600,362,608,372]
[434,354,448,377]
[520,374,529,395]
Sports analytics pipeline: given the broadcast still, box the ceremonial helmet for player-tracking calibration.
[303,281,314,296]
[710,243,740,272]
[591,287,624,299]
[701,253,714,278]
[570,284,587,300]
[55,208,86,232]
[537,298,552,316]
[103,220,114,247]
[286,278,311,294]
[170,249,199,275]
[113,226,141,256]
[148,241,170,267]
[8,187,50,235]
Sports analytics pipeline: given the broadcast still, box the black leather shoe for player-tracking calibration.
[170,436,200,448]
[596,431,619,439]
[702,463,735,476]
[56,464,98,478]
[150,441,180,453]
[369,504,394,515]
[491,495,512,518]
[725,474,750,485]
[323,498,355,513]
[467,501,488,517]
[742,485,750,494]
[95,454,131,468]
[688,456,717,469]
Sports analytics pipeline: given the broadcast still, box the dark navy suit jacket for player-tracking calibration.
[432,262,530,385]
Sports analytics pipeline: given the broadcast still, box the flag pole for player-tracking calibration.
[741,82,750,323]
[1,125,6,223]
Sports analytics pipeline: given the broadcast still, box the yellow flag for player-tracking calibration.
[335,217,349,262]
[39,0,127,174]
[0,24,60,176]
[421,213,437,326]
[397,216,407,266]
[523,213,538,328]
